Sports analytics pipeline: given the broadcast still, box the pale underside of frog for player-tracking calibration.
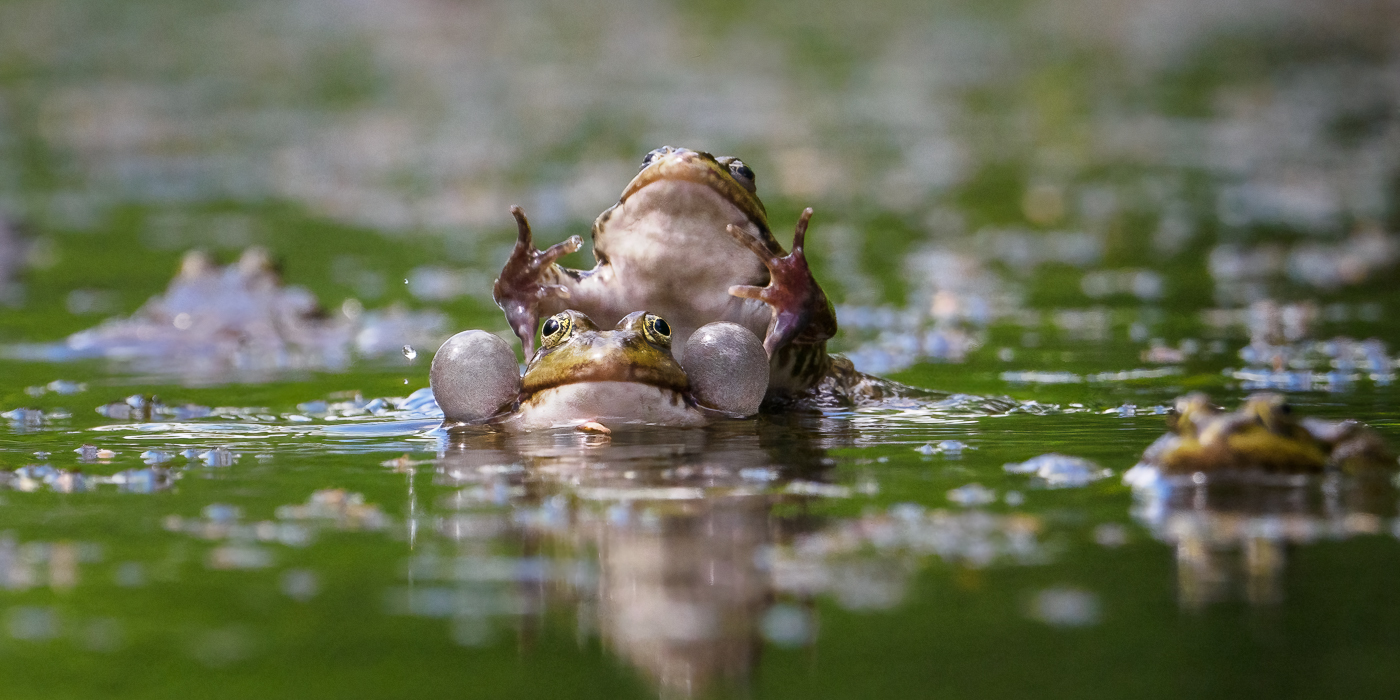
[65,248,353,367]
[1139,392,1394,476]
[492,146,900,407]
[430,310,770,432]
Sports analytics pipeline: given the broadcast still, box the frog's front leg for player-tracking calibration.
[725,208,837,357]
[492,206,582,357]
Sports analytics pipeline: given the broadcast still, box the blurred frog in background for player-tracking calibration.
[1141,392,1393,475]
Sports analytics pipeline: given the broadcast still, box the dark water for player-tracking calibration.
[2,0,1400,697]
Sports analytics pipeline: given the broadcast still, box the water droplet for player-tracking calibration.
[402,345,417,361]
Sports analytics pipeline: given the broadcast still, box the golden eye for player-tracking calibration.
[540,313,572,348]
[642,314,671,345]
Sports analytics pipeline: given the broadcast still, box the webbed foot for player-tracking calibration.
[726,208,837,357]
[492,206,581,357]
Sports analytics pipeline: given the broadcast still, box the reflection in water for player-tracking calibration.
[1130,472,1398,609]
[2,462,176,493]
[160,489,390,567]
[1,387,1059,693]
[420,419,836,697]
[406,416,1050,697]
[0,536,89,592]
[598,496,771,696]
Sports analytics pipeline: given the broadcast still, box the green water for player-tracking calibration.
[2,0,1400,697]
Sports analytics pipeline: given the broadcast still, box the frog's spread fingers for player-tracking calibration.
[725,223,780,261]
[728,284,767,302]
[495,206,583,354]
[725,210,836,355]
[505,209,579,267]
[509,206,534,247]
[541,235,583,264]
[790,208,813,253]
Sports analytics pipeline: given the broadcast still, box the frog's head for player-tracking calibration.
[523,309,689,396]
[1240,392,1299,435]
[1167,392,1223,436]
[430,311,769,429]
[610,146,770,237]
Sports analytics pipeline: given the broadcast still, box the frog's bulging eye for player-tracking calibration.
[541,313,572,348]
[641,146,673,171]
[642,314,671,345]
[718,157,757,193]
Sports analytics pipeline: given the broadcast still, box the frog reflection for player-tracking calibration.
[403,416,1049,697]
[1131,473,1398,608]
[420,420,843,696]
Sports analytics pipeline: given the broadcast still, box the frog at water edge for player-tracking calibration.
[15,246,444,375]
[492,146,910,407]
[430,309,769,431]
[1138,392,1394,475]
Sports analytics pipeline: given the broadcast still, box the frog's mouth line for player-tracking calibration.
[519,378,691,407]
[521,362,690,396]
[620,153,769,235]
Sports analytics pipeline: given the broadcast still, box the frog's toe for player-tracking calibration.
[682,322,768,416]
[430,330,522,425]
